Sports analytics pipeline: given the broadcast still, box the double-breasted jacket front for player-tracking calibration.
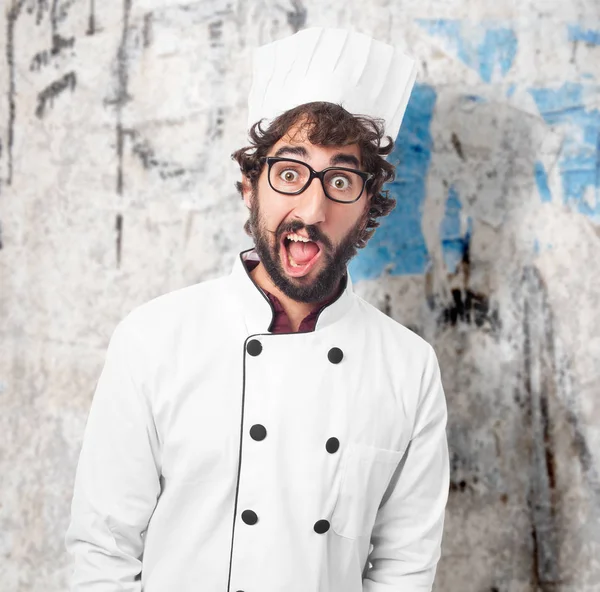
[65,249,450,592]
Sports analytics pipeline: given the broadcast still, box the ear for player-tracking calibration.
[241,176,253,209]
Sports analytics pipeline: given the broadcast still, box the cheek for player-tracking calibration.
[331,204,366,235]
[257,180,294,229]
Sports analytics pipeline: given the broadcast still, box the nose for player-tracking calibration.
[293,177,327,226]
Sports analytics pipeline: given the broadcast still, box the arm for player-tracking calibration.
[363,344,450,591]
[64,319,162,591]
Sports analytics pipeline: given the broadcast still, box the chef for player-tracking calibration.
[65,27,449,592]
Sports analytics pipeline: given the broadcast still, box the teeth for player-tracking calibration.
[286,233,310,243]
[284,232,312,269]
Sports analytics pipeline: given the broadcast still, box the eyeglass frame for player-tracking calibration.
[259,156,374,204]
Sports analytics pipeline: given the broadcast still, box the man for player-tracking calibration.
[65,27,449,592]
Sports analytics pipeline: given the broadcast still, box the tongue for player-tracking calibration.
[288,240,319,264]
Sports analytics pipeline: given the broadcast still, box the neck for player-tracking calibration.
[249,262,338,332]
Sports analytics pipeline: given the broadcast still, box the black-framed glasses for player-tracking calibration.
[261,156,373,204]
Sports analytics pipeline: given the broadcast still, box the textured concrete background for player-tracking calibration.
[1,1,599,590]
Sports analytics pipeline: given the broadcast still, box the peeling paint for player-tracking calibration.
[439,186,472,274]
[349,83,437,279]
[534,161,552,203]
[529,82,600,222]
[439,289,500,331]
[568,24,600,46]
[416,19,518,83]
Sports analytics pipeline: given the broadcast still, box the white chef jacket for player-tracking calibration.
[65,248,449,592]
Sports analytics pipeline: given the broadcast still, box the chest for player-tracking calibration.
[152,324,411,487]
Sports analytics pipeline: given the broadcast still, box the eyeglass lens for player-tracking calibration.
[269,160,364,202]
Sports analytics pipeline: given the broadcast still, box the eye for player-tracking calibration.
[330,174,351,190]
[279,168,300,183]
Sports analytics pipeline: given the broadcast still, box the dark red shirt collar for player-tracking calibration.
[244,259,345,334]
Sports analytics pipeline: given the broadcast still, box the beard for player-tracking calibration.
[247,191,366,303]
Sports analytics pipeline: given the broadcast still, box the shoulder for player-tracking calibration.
[353,294,435,361]
[116,273,229,345]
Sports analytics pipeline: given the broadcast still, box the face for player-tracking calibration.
[243,122,370,303]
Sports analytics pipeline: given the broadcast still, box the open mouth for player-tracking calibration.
[280,232,323,278]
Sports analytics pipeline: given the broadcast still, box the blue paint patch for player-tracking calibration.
[349,84,437,280]
[416,19,518,83]
[439,186,472,274]
[568,25,600,46]
[534,161,552,202]
[529,82,600,222]
[533,238,540,254]
[464,94,486,103]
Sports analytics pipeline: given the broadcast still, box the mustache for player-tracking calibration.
[273,220,333,250]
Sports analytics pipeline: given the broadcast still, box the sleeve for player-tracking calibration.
[64,319,162,591]
[363,344,450,592]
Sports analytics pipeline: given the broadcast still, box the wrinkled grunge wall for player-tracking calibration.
[1,0,599,590]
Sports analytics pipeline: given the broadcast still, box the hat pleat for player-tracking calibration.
[247,27,417,145]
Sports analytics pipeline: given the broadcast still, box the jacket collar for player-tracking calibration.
[229,248,355,335]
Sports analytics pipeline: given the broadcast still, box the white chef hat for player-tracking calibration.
[247,27,417,141]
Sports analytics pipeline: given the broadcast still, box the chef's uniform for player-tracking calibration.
[65,248,449,591]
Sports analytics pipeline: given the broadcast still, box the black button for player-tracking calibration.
[326,437,340,453]
[314,519,330,534]
[247,339,263,356]
[241,509,258,525]
[327,347,343,364]
[250,424,267,441]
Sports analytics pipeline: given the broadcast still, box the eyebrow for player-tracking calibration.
[330,153,361,169]
[273,145,308,159]
[273,145,362,169]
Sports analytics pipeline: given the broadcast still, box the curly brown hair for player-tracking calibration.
[231,102,397,249]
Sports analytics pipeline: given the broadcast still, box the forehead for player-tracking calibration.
[272,120,362,161]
